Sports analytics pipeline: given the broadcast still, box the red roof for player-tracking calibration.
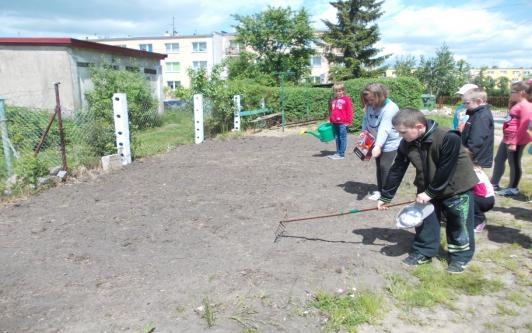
[0,37,167,60]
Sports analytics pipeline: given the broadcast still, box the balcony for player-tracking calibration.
[225,47,240,56]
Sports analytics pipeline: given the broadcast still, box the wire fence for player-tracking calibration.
[0,90,193,196]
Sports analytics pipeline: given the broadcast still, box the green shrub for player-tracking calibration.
[343,76,424,129]
[14,154,49,186]
[84,66,160,155]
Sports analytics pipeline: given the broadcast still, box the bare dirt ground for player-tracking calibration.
[1,127,531,332]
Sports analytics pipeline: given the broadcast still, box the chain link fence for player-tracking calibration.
[0,91,193,196]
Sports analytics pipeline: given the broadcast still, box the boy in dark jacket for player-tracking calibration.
[377,109,478,273]
[460,88,494,168]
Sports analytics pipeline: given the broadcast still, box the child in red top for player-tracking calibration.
[491,81,532,196]
[328,83,353,160]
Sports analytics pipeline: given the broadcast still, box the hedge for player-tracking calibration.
[196,76,423,134]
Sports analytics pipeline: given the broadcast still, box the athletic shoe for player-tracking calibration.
[496,187,519,196]
[447,261,468,274]
[328,154,344,160]
[367,191,381,201]
[402,253,432,266]
[474,222,486,233]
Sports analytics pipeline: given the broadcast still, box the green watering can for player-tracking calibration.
[299,122,335,142]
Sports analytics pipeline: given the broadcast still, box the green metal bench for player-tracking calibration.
[233,96,280,131]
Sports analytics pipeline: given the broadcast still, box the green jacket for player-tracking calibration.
[380,120,478,202]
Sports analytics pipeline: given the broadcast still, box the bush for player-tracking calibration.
[343,77,424,129]
[192,76,424,136]
[84,66,161,155]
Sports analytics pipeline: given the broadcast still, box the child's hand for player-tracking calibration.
[508,144,517,151]
[372,146,382,158]
[416,192,431,204]
[377,200,388,210]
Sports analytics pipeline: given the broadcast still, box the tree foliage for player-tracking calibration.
[232,6,315,84]
[322,0,389,79]
[393,55,417,77]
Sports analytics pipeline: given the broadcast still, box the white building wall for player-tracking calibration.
[0,45,164,114]
[0,46,75,112]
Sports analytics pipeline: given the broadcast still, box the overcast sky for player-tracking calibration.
[1,0,531,68]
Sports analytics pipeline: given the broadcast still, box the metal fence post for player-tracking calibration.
[193,94,204,144]
[0,97,13,178]
[54,83,68,171]
[112,93,132,165]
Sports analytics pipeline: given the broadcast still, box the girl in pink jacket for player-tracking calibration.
[491,81,532,196]
[328,83,353,159]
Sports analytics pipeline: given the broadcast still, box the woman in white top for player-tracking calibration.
[361,83,401,200]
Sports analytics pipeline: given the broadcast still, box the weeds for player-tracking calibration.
[386,260,502,310]
[201,298,216,328]
[505,291,527,306]
[310,290,384,332]
[495,303,518,316]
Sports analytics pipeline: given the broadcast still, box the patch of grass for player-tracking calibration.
[310,290,384,332]
[201,298,216,328]
[134,321,155,333]
[496,303,518,316]
[505,291,527,306]
[386,260,502,310]
[386,272,449,309]
[133,110,194,157]
[426,114,452,128]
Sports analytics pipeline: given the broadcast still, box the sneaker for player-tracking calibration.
[402,253,432,266]
[492,184,502,192]
[328,154,344,160]
[447,261,468,274]
[496,187,519,196]
[474,222,486,233]
[367,191,381,201]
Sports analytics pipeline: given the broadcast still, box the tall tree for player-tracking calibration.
[394,55,417,77]
[322,0,389,79]
[414,43,470,97]
[232,6,315,84]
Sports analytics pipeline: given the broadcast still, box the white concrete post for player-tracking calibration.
[112,93,132,165]
[233,95,241,132]
[193,94,204,144]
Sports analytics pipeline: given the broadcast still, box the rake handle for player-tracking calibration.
[280,200,414,224]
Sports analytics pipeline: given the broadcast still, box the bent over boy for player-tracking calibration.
[377,108,478,273]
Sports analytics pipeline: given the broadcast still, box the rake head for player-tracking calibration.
[273,222,286,243]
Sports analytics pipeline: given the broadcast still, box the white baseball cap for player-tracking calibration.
[456,83,478,95]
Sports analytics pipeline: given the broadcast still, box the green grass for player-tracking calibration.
[426,113,453,128]
[310,290,384,332]
[132,110,194,157]
[386,260,503,310]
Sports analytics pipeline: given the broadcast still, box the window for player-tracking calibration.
[144,68,157,75]
[117,44,127,48]
[165,62,180,72]
[500,71,507,75]
[310,56,322,67]
[312,76,321,84]
[165,43,180,53]
[167,81,181,90]
[192,42,207,52]
[126,66,139,72]
[139,44,153,52]
[192,61,208,70]
[77,62,92,67]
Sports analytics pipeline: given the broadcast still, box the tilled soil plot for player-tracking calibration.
[1,131,530,332]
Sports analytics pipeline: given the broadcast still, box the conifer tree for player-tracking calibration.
[322,0,388,79]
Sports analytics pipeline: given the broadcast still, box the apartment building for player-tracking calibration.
[385,68,532,84]
[99,32,238,93]
[470,68,532,83]
[98,32,332,92]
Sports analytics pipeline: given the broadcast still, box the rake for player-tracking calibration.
[274,200,414,243]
